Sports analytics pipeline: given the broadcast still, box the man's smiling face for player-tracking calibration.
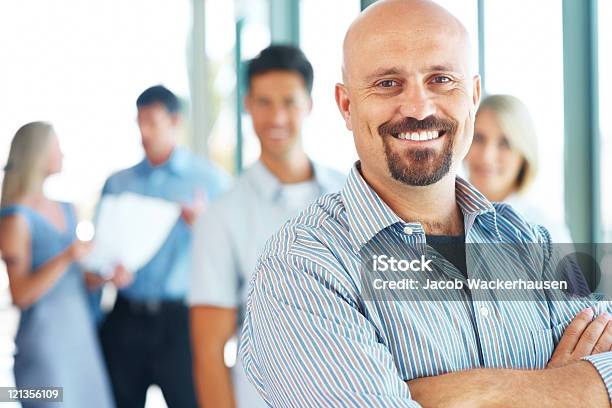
[336,0,481,187]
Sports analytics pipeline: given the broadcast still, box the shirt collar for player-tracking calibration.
[137,147,190,175]
[341,162,499,250]
[248,159,334,201]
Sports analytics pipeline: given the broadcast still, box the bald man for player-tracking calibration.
[239,1,612,406]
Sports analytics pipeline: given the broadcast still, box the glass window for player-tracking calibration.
[204,0,270,171]
[203,0,239,171]
[599,0,612,241]
[0,263,18,400]
[300,0,361,174]
[0,2,192,407]
[483,0,566,224]
[0,0,192,215]
[433,0,479,70]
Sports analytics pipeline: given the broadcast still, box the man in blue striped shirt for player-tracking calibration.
[240,0,612,406]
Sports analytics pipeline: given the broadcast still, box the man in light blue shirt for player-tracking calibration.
[98,85,228,408]
[239,1,612,406]
[189,45,346,408]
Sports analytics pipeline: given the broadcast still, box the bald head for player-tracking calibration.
[342,0,473,84]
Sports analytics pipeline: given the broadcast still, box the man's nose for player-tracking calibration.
[270,105,289,126]
[398,84,436,121]
[481,143,497,164]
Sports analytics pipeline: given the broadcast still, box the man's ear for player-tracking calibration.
[306,95,313,115]
[171,112,182,127]
[472,75,481,108]
[335,83,353,131]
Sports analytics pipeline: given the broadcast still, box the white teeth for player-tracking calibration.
[396,131,441,141]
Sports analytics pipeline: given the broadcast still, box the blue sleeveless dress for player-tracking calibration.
[0,203,115,408]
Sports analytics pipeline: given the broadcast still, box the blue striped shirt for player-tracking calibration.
[239,163,612,407]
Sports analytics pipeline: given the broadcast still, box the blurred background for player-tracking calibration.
[0,0,609,406]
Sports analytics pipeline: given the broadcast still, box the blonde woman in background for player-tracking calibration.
[464,94,572,242]
[0,122,114,408]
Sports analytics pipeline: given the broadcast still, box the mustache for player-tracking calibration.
[378,115,458,137]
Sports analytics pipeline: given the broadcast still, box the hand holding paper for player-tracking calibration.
[82,193,181,274]
[180,189,207,226]
[110,263,133,288]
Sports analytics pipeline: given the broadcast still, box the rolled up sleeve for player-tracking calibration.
[239,253,421,408]
[189,208,240,308]
[546,295,612,404]
[543,240,612,403]
[583,353,612,402]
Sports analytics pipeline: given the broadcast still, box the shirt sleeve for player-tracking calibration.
[583,353,612,399]
[548,296,612,404]
[100,178,111,196]
[189,206,240,308]
[239,253,421,407]
[199,162,231,202]
[540,227,612,403]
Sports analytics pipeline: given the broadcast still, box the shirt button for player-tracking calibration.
[403,226,413,235]
[479,307,489,318]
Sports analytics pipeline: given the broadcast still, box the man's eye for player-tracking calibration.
[431,76,452,84]
[378,80,399,88]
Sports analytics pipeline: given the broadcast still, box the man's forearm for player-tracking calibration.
[194,350,236,408]
[407,361,609,407]
[190,306,239,408]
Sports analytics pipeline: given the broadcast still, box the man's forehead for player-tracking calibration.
[250,71,308,96]
[138,103,170,116]
[342,0,472,82]
[347,30,469,80]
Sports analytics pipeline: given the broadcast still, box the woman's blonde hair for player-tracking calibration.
[477,94,539,194]
[1,122,55,208]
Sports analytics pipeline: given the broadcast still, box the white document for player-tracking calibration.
[82,192,181,274]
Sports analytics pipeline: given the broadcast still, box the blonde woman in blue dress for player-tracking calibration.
[0,122,115,408]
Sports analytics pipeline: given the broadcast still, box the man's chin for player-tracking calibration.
[391,171,444,186]
[261,142,294,160]
[264,135,286,142]
[386,156,453,186]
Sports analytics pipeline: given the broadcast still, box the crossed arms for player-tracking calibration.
[239,256,612,408]
[408,308,612,407]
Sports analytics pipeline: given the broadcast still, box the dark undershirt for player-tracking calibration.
[426,234,467,278]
